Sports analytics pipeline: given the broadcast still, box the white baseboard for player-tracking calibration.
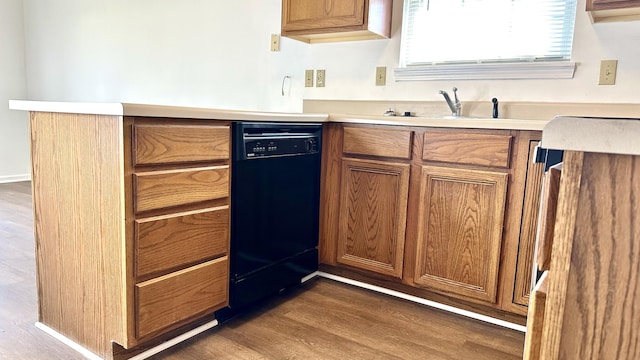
[316,272,527,333]
[35,320,219,360]
[35,322,102,360]
[0,174,31,183]
[128,320,218,360]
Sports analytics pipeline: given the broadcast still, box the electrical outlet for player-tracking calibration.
[599,60,617,85]
[305,70,314,87]
[376,66,386,86]
[270,34,280,52]
[316,69,325,87]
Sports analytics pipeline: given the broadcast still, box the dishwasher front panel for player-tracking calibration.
[227,122,322,310]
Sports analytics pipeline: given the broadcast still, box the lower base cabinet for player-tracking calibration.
[321,124,543,316]
[413,166,508,304]
[337,158,410,278]
[136,257,229,339]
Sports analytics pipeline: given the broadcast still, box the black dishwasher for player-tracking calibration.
[226,121,322,311]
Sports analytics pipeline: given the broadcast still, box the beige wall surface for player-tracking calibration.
[21,0,640,109]
[5,0,640,178]
[1,0,29,182]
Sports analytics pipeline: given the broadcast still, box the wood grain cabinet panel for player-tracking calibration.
[337,158,410,278]
[540,152,640,359]
[283,0,366,31]
[423,131,512,168]
[414,166,508,303]
[512,140,545,307]
[136,257,228,339]
[282,0,392,43]
[133,166,229,213]
[343,126,413,159]
[588,0,640,10]
[135,206,229,278]
[586,0,640,21]
[133,124,229,165]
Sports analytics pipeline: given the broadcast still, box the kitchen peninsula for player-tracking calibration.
[9,100,620,360]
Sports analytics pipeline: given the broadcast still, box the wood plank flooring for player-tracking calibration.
[0,181,525,360]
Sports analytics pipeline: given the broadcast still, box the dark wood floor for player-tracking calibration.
[0,181,525,360]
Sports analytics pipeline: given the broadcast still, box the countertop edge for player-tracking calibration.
[541,116,640,156]
[8,100,549,130]
[329,114,548,131]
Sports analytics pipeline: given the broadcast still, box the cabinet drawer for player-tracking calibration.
[133,124,229,166]
[343,127,413,159]
[423,131,512,168]
[136,257,228,339]
[133,166,229,213]
[135,206,229,278]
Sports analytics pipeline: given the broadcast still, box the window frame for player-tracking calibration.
[396,0,578,81]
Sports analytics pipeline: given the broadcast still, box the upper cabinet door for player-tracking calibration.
[588,0,640,10]
[586,0,640,22]
[282,0,365,32]
[282,0,392,43]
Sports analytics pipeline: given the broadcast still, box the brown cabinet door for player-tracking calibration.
[282,0,366,32]
[512,141,545,307]
[337,158,410,278]
[414,166,508,304]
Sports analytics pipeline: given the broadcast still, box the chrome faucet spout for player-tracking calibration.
[439,89,461,116]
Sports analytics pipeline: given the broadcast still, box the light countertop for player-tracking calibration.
[541,116,640,156]
[9,100,549,131]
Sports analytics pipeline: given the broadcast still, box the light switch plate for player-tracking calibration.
[376,66,386,86]
[270,34,280,52]
[316,69,325,87]
[599,60,617,85]
[305,70,314,87]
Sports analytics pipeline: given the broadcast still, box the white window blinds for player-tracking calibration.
[400,0,578,67]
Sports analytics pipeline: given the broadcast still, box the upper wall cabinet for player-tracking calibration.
[282,0,393,43]
[587,0,640,22]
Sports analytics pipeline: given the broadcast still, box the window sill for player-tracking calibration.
[394,62,576,81]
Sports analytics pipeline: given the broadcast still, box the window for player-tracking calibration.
[396,0,578,80]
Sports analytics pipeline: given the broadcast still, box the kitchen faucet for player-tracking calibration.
[439,87,461,116]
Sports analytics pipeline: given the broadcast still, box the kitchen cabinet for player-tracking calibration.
[282,0,393,43]
[413,166,507,303]
[510,140,545,307]
[586,0,640,22]
[336,126,412,278]
[320,123,544,317]
[128,119,230,343]
[29,112,231,359]
[338,158,410,278]
[524,116,640,360]
[412,130,511,305]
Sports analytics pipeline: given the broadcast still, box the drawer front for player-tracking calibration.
[133,124,229,165]
[343,127,413,159]
[134,166,229,213]
[135,206,229,278]
[423,131,512,168]
[136,257,228,339]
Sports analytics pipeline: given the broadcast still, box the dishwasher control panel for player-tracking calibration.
[234,122,322,160]
[245,137,318,158]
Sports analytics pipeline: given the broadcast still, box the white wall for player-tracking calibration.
[23,0,309,112]
[1,0,30,182]
[302,0,640,104]
[9,0,638,179]
[22,0,640,111]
